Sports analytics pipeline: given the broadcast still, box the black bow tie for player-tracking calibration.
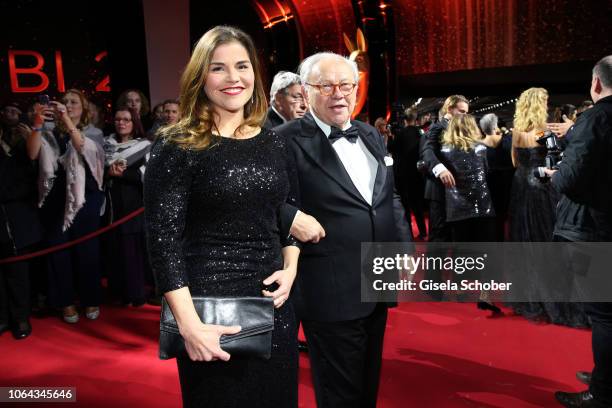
[329,126,359,144]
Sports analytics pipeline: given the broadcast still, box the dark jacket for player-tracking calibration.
[275,113,411,322]
[552,95,612,241]
[391,125,422,183]
[0,139,43,251]
[106,157,147,235]
[420,118,449,201]
[263,107,285,130]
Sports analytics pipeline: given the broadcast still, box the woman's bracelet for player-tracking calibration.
[32,126,43,132]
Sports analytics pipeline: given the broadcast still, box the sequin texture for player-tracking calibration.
[144,129,298,407]
[440,143,495,222]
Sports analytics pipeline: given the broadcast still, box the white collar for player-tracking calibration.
[310,111,352,137]
[270,105,288,123]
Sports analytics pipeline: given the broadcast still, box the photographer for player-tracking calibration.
[1,107,42,339]
[545,55,612,408]
[26,90,105,324]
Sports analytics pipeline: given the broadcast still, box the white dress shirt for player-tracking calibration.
[311,111,378,205]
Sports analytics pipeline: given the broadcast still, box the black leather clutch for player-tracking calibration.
[159,296,274,360]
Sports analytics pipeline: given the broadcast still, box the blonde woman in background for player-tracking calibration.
[26,89,105,324]
[439,114,500,314]
[508,87,587,327]
[440,114,495,240]
[509,87,558,241]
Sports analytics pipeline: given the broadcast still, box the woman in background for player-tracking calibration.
[440,114,495,241]
[116,89,152,131]
[509,88,558,243]
[508,87,588,327]
[439,114,500,314]
[104,107,151,306]
[26,89,105,323]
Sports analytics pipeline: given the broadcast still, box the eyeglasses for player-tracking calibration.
[305,82,356,97]
[287,93,305,104]
[114,118,132,123]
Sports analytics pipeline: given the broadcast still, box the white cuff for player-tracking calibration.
[432,163,448,178]
[288,210,302,238]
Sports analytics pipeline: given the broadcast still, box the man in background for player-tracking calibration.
[264,71,307,129]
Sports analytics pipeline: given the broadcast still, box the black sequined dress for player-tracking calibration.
[144,129,298,407]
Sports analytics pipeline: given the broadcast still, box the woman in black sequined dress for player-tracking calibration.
[509,87,588,328]
[144,26,300,407]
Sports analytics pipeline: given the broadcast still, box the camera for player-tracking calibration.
[537,130,563,169]
[38,94,50,105]
[534,130,563,179]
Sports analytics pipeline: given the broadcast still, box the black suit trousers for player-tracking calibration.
[553,235,612,404]
[427,199,450,243]
[302,303,387,408]
[0,244,31,323]
[588,302,612,404]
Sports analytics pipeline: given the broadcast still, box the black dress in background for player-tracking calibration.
[485,133,514,241]
[509,147,559,242]
[509,146,588,327]
[106,156,148,305]
[144,130,298,408]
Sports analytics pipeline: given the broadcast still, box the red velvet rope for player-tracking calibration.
[0,207,145,265]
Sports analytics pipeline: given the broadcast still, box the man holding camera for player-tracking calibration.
[544,55,612,408]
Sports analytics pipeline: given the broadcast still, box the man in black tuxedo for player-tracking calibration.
[263,71,307,129]
[419,95,469,242]
[276,52,411,408]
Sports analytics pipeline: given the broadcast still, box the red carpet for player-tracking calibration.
[0,302,591,407]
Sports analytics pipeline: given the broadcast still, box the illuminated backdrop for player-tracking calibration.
[392,0,609,75]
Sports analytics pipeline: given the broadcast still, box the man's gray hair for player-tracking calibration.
[299,52,359,85]
[479,113,499,135]
[270,71,302,101]
[593,55,612,89]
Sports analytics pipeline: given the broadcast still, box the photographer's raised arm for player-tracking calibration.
[50,101,85,153]
[25,103,50,160]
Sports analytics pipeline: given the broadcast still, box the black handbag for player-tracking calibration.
[159,296,274,360]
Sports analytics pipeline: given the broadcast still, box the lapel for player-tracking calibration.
[353,122,387,206]
[270,108,284,126]
[293,113,367,205]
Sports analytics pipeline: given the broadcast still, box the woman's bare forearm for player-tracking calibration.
[281,245,300,270]
[163,286,201,335]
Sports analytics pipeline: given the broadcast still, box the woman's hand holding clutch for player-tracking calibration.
[180,322,242,362]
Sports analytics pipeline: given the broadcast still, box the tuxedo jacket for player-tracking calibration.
[420,118,449,201]
[263,107,285,130]
[276,113,411,322]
